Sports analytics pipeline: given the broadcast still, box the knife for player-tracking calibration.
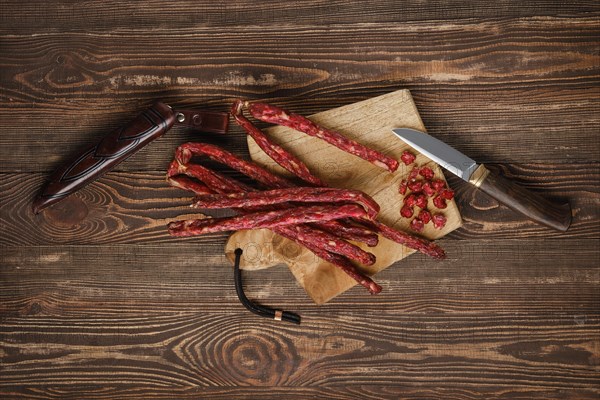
[32,102,229,214]
[391,128,572,232]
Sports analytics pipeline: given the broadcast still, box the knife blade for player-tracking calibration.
[32,102,229,214]
[392,128,572,232]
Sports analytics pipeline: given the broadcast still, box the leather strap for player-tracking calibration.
[173,109,229,134]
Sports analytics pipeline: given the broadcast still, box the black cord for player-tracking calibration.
[233,248,301,324]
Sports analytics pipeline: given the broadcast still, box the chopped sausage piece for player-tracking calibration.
[399,179,408,195]
[404,193,418,207]
[432,179,446,193]
[432,214,447,229]
[407,179,423,193]
[410,218,425,232]
[415,194,428,209]
[400,150,416,166]
[433,195,447,209]
[418,209,432,224]
[422,181,436,197]
[419,166,434,180]
[408,167,420,180]
[440,188,455,200]
[400,204,414,218]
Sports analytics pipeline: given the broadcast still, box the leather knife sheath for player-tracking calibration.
[32,102,229,214]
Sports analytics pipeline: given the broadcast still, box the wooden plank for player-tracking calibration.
[1,163,596,246]
[2,386,599,400]
[0,312,598,391]
[0,18,599,171]
[2,242,598,394]
[1,240,599,314]
[0,1,598,33]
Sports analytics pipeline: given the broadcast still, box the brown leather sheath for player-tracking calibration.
[32,102,229,214]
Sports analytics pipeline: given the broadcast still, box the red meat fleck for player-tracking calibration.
[407,179,423,193]
[400,204,414,218]
[433,195,447,209]
[410,218,425,232]
[432,214,447,229]
[418,209,432,224]
[419,166,434,181]
[440,188,455,200]
[398,179,408,195]
[400,150,416,166]
[415,194,428,209]
[422,181,436,197]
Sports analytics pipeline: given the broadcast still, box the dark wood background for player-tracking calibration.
[1,1,599,398]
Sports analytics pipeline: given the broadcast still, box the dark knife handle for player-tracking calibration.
[470,164,572,232]
[32,102,176,214]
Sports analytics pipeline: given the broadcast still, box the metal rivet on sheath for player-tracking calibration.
[192,114,202,125]
[176,113,185,122]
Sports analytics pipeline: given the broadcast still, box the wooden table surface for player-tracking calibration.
[1,1,599,398]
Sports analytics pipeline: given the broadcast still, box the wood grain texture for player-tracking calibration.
[1,244,599,391]
[0,1,598,33]
[2,387,600,400]
[2,241,599,314]
[1,17,599,172]
[1,0,599,398]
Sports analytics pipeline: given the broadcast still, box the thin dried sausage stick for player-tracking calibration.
[171,143,441,259]
[167,163,379,288]
[192,187,379,219]
[170,160,252,193]
[176,141,293,189]
[245,101,399,172]
[168,204,369,237]
[313,221,379,247]
[169,164,377,265]
[275,226,381,294]
[167,176,213,195]
[231,100,325,186]
[287,224,376,266]
[173,143,378,245]
[270,225,376,269]
[360,220,446,260]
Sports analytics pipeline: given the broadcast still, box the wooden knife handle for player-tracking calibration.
[32,102,176,214]
[469,164,572,232]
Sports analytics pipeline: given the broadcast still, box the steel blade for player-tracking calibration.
[392,128,478,181]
